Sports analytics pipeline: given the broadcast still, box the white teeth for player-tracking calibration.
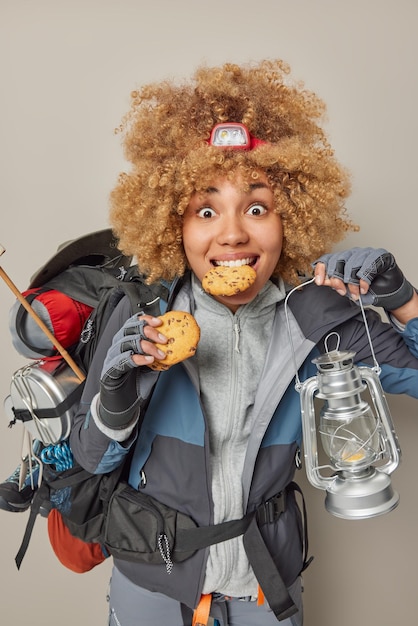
[214,258,253,268]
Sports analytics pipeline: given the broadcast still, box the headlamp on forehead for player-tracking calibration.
[209,123,250,149]
[208,123,267,150]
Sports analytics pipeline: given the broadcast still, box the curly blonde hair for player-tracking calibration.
[110,59,356,285]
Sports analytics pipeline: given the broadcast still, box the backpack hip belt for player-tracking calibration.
[104,481,312,622]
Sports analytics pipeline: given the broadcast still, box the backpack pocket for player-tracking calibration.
[104,483,198,571]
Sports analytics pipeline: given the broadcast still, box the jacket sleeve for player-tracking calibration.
[70,296,158,474]
[397,317,418,359]
[330,308,418,398]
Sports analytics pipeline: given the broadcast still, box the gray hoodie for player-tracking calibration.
[191,276,286,597]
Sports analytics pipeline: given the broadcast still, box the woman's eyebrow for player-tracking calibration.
[202,182,269,194]
[248,182,269,191]
[203,186,219,194]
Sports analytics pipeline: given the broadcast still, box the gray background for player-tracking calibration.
[1,1,417,624]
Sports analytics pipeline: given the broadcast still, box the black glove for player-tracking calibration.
[314,247,415,310]
[98,314,149,429]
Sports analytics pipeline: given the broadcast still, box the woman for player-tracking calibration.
[70,60,418,625]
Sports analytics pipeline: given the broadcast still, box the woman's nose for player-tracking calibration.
[217,215,249,246]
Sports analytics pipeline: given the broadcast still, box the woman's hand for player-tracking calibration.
[100,314,167,374]
[97,314,167,429]
[313,247,418,324]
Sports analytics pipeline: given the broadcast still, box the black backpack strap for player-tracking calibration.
[12,381,84,424]
[243,482,313,621]
[77,275,170,369]
[176,513,253,554]
[243,515,298,621]
[119,280,167,318]
[14,466,93,570]
[242,482,308,621]
[15,482,50,569]
[288,482,314,573]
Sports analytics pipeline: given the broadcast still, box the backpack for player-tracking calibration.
[3,229,169,571]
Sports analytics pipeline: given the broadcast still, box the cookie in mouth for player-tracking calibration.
[202,264,257,296]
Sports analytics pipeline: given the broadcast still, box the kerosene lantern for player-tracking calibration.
[283,276,403,520]
[299,348,401,519]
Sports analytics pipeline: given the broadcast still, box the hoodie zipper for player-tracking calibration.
[233,318,241,353]
[215,310,243,587]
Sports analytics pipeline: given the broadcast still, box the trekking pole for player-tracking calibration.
[0,244,86,382]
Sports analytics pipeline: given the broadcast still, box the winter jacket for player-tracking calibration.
[70,273,418,614]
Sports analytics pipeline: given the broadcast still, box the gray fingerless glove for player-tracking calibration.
[314,248,415,310]
[98,314,149,429]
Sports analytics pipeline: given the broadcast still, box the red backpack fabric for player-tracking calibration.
[9,288,93,359]
[47,508,106,573]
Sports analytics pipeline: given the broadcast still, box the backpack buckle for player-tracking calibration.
[257,491,286,525]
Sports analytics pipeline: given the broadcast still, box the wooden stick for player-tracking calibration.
[0,247,85,382]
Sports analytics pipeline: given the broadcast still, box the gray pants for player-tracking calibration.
[108,566,303,626]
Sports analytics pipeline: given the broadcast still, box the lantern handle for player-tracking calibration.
[324,332,340,353]
[284,277,382,390]
[357,296,381,375]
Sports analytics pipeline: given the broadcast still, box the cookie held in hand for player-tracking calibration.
[202,265,257,296]
[149,311,200,371]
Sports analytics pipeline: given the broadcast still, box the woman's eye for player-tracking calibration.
[246,203,267,216]
[197,207,216,218]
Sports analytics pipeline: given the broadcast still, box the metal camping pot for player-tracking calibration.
[6,358,84,445]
